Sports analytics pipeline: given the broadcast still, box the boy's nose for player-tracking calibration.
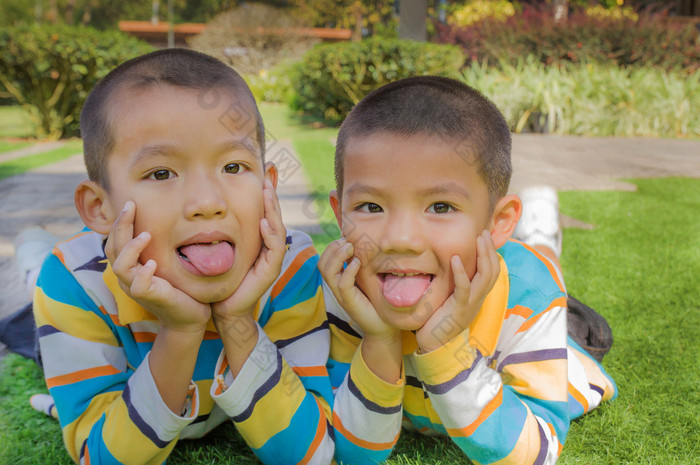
[379,212,425,254]
[184,178,227,219]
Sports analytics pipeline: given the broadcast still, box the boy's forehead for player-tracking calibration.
[106,84,261,149]
[344,131,480,170]
[342,132,486,191]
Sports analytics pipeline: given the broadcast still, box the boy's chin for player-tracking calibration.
[182,282,237,304]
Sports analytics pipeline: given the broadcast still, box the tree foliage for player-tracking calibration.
[0,25,152,139]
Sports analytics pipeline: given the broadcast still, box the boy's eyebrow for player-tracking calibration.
[345,183,473,199]
[129,139,259,166]
[344,183,383,197]
[417,183,473,199]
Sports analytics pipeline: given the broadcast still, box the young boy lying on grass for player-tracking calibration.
[320,76,617,465]
[33,48,334,464]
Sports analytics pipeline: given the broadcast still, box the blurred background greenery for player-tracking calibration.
[0,0,698,141]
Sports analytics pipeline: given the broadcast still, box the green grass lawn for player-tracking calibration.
[1,103,698,464]
[0,139,83,181]
[0,105,33,139]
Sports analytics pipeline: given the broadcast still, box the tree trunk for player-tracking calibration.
[398,0,427,42]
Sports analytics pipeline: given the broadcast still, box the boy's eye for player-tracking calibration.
[358,203,383,213]
[428,202,453,214]
[224,163,241,174]
[149,169,172,181]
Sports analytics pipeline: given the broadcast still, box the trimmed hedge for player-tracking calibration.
[290,38,465,125]
[0,25,152,139]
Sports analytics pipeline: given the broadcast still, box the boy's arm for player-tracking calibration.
[415,283,570,464]
[34,247,198,465]
[320,240,405,465]
[106,200,211,415]
[211,231,336,465]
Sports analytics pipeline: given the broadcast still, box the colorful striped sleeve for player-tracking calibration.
[323,283,405,465]
[34,247,197,465]
[411,242,572,464]
[414,305,569,465]
[210,229,336,465]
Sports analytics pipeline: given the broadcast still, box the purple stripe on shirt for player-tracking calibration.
[589,383,604,397]
[347,373,401,414]
[497,348,567,371]
[423,352,484,395]
[533,420,549,465]
[122,382,170,448]
[37,324,60,337]
[274,321,329,349]
[231,350,283,423]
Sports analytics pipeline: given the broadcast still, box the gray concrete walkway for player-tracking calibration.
[1,134,699,358]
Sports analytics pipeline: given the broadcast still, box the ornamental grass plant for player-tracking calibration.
[463,58,699,138]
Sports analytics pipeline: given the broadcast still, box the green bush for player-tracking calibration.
[290,38,465,125]
[0,25,152,140]
[464,58,700,138]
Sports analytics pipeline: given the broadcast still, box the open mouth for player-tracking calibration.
[379,272,435,308]
[178,240,235,277]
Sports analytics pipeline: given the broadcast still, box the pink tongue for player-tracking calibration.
[382,274,432,308]
[179,242,234,276]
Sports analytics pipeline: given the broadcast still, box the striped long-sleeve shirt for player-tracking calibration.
[326,240,617,465]
[34,228,335,465]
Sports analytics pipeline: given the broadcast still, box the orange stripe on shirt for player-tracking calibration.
[447,385,503,437]
[568,381,589,414]
[516,296,567,334]
[270,246,316,299]
[505,305,533,320]
[47,364,121,388]
[53,247,66,267]
[292,366,328,378]
[298,398,327,464]
[547,422,563,456]
[333,411,399,451]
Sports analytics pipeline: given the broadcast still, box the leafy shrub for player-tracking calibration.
[245,65,296,104]
[290,38,465,124]
[448,0,516,27]
[464,58,700,138]
[437,6,700,73]
[0,25,152,139]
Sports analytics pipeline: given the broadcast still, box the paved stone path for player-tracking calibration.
[1,134,699,358]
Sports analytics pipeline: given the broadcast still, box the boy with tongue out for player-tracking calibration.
[32,49,336,464]
[319,76,617,465]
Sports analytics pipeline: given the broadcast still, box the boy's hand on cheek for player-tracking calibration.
[211,180,286,323]
[319,239,399,341]
[106,201,211,334]
[416,230,500,353]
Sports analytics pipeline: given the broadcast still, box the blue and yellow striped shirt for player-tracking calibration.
[326,240,617,465]
[34,228,335,464]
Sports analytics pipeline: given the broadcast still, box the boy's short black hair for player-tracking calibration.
[335,76,511,206]
[80,48,264,190]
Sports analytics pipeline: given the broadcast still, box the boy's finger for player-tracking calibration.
[263,181,285,236]
[107,201,136,262]
[129,259,157,298]
[337,257,361,305]
[112,232,151,285]
[322,240,352,277]
[450,255,471,312]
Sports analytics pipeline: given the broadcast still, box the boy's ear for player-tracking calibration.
[74,180,116,235]
[329,190,342,230]
[489,194,522,249]
[264,161,278,189]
